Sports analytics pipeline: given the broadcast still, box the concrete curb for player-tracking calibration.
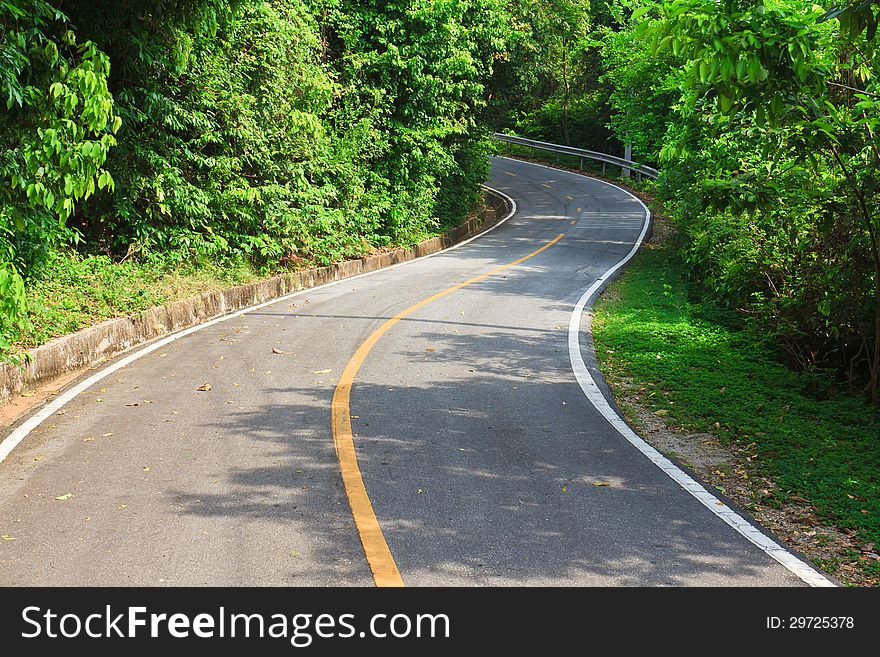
[0,190,510,407]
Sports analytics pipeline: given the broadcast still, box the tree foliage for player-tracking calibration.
[494,0,880,400]
[0,0,507,357]
[1,0,119,354]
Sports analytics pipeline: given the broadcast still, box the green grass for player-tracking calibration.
[12,197,490,351]
[593,233,880,554]
[16,249,259,350]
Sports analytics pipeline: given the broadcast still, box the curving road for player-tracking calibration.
[0,157,823,586]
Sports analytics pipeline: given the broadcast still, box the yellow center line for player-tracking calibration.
[331,233,565,587]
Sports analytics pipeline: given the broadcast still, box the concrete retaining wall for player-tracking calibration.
[0,191,509,406]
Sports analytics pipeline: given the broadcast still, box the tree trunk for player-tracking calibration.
[561,38,570,146]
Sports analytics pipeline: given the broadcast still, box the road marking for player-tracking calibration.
[331,233,564,587]
[541,183,552,189]
[0,187,518,467]
[505,157,838,587]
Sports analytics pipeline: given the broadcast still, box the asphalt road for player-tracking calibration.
[0,157,814,586]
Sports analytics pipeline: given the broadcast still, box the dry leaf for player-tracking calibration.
[21,392,35,398]
[102,432,113,437]
[1,535,16,541]
[655,409,669,416]
[196,383,213,391]
[55,493,72,501]
[425,348,437,352]
[592,481,610,487]
[312,369,331,374]
[272,348,295,355]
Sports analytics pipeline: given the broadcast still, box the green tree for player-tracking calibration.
[1,0,118,356]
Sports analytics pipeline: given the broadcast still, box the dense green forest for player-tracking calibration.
[494,0,880,403]
[2,0,879,404]
[0,0,508,352]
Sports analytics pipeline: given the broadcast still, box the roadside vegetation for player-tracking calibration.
[1,0,509,356]
[593,212,880,584]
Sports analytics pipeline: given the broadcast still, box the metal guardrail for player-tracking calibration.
[494,133,659,180]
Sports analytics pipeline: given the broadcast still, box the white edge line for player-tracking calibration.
[0,186,517,465]
[501,156,834,587]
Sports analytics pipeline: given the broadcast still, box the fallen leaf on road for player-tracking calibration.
[562,486,568,493]
[55,493,72,501]
[592,481,610,487]
[425,348,437,352]
[196,384,213,391]
[272,348,296,355]
[102,433,113,437]
[1,535,16,541]
[312,369,331,374]
[143,467,150,472]
[21,392,35,398]
[126,402,139,407]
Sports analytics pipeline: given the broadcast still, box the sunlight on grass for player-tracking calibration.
[594,240,880,552]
